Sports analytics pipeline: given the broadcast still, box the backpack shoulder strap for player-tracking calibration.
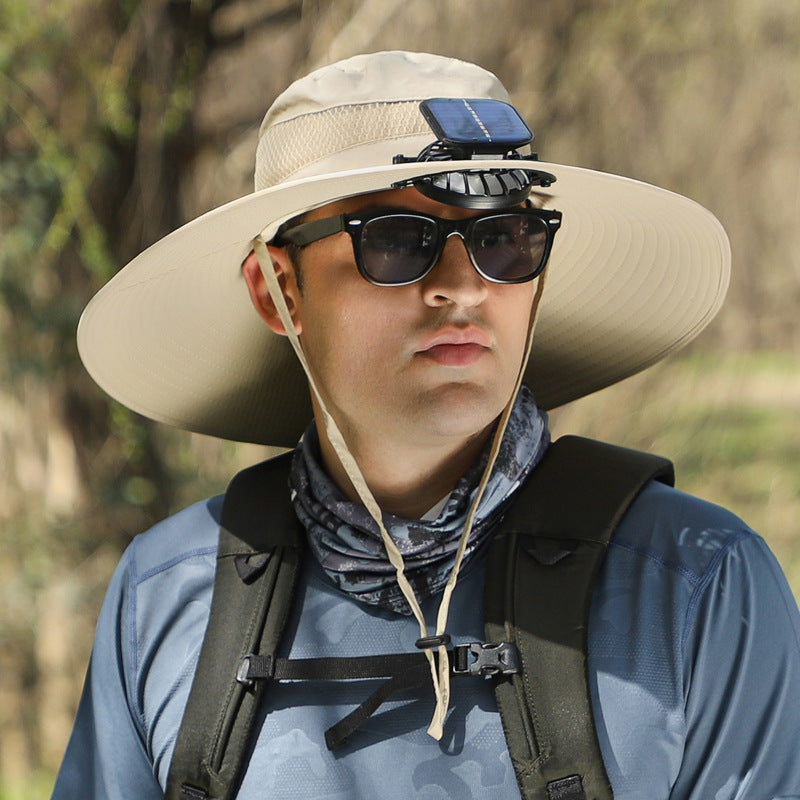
[485,435,674,800]
[166,451,303,800]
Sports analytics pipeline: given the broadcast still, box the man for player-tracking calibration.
[54,51,800,799]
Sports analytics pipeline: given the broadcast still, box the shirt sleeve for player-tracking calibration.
[673,532,800,800]
[51,548,164,800]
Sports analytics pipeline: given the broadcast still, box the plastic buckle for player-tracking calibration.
[452,642,520,676]
[236,655,256,687]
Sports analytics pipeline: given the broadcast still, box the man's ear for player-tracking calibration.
[241,246,303,336]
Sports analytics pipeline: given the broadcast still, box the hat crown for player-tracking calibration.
[255,51,511,190]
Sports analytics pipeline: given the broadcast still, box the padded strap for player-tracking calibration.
[166,453,303,800]
[485,435,673,800]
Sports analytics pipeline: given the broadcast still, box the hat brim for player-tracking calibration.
[77,159,730,446]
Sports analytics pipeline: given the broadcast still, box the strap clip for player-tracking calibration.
[452,641,520,676]
[236,654,273,687]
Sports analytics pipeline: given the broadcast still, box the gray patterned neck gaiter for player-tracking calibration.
[289,386,550,615]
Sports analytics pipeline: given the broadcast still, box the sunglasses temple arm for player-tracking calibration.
[277,215,347,246]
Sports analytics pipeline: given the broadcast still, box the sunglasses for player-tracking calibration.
[275,207,562,286]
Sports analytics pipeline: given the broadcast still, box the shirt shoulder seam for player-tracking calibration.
[680,528,752,654]
[606,538,702,586]
[126,541,218,739]
[134,544,218,585]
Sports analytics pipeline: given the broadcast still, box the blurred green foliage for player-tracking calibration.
[0,773,53,800]
[0,0,222,787]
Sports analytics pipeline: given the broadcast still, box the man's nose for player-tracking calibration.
[419,234,489,308]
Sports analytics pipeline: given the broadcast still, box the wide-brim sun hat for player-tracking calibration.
[77,51,731,447]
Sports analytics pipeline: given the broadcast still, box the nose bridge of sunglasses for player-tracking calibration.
[443,228,468,242]
[435,229,482,278]
[437,214,476,249]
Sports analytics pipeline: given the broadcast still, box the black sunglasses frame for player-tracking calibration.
[275,206,562,287]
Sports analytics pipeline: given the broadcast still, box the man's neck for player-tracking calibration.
[314,420,493,519]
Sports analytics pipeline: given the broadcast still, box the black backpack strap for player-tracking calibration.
[165,452,303,800]
[485,435,674,800]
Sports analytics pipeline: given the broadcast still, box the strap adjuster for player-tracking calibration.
[236,654,274,687]
[452,641,520,676]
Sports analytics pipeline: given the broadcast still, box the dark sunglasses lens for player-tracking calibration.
[471,214,548,282]
[359,216,437,284]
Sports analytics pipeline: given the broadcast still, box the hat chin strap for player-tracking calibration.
[253,236,546,740]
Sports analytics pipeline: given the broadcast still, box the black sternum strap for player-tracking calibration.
[234,641,520,751]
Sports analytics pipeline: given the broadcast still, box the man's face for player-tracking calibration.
[280,187,538,450]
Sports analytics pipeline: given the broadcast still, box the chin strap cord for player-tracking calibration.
[252,235,546,740]
[428,265,547,735]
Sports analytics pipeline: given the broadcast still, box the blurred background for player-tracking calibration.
[1,0,799,795]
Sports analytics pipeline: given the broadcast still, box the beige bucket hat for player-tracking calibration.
[77,50,731,447]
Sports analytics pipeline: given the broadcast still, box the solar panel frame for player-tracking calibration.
[420,98,534,152]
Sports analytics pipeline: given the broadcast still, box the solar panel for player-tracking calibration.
[420,98,533,153]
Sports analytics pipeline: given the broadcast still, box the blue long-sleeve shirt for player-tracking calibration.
[53,480,800,799]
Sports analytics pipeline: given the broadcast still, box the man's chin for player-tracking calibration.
[409,384,511,440]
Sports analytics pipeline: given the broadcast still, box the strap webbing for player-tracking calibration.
[165,453,303,800]
[324,663,433,750]
[484,435,674,800]
[238,651,430,683]
[234,642,520,751]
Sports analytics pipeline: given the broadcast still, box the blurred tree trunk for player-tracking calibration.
[1,0,224,781]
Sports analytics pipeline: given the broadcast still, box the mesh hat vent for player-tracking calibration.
[255,101,429,188]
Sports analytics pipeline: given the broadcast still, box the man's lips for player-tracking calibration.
[416,327,491,367]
